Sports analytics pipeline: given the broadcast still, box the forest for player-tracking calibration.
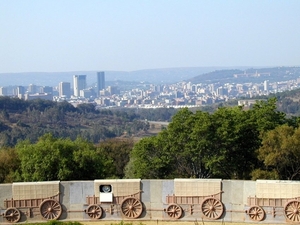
[1,93,300,183]
[0,96,154,147]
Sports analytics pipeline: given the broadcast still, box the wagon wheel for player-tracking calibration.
[166,204,183,219]
[4,207,21,223]
[284,200,300,222]
[86,204,103,219]
[120,197,143,219]
[248,205,265,221]
[39,199,62,220]
[201,197,224,220]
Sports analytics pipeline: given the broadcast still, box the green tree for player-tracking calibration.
[127,98,289,180]
[249,98,287,132]
[161,108,212,178]
[126,136,173,178]
[96,138,134,178]
[0,147,20,183]
[16,133,108,181]
[253,125,300,180]
[206,106,260,179]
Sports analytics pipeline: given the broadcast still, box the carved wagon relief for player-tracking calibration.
[3,181,61,223]
[85,179,143,219]
[165,179,224,220]
[247,180,300,222]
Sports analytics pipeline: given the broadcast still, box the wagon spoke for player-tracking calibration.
[248,206,265,221]
[40,199,62,220]
[86,204,102,219]
[201,198,224,220]
[121,197,143,219]
[284,200,300,222]
[5,207,21,223]
[166,204,182,219]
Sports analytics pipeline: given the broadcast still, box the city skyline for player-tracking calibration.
[1,67,299,109]
[1,1,300,73]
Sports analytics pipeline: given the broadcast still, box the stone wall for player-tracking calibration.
[0,179,299,223]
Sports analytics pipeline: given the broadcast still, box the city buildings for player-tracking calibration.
[1,70,300,109]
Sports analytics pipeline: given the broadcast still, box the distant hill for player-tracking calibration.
[2,66,298,87]
[188,66,300,84]
[0,66,249,87]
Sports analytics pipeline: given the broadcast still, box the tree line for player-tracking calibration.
[0,97,151,147]
[0,135,133,183]
[1,97,300,182]
[127,98,300,180]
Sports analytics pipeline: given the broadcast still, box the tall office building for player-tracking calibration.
[97,72,105,97]
[58,82,71,98]
[264,80,269,92]
[28,84,37,94]
[73,75,86,97]
[40,86,53,94]
[0,87,7,96]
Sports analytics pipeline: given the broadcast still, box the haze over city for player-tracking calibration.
[1,0,300,74]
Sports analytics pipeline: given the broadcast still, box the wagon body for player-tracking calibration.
[84,179,143,219]
[164,179,224,220]
[246,180,300,222]
[2,181,62,223]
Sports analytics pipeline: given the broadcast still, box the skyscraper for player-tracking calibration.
[58,82,71,98]
[73,75,86,97]
[28,84,37,94]
[97,72,105,97]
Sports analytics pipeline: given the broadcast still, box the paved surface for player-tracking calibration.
[81,221,287,225]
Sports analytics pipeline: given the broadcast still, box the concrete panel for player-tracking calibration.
[150,180,163,203]
[60,181,70,220]
[141,180,150,202]
[69,181,94,205]
[244,180,256,204]
[0,184,12,223]
[162,180,174,204]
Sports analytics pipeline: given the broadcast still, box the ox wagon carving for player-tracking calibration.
[2,181,62,223]
[84,179,143,219]
[246,180,300,222]
[164,179,224,220]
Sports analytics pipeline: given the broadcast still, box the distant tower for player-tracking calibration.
[58,82,71,98]
[16,86,25,95]
[73,75,86,97]
[264,80,269,92]
[40,86,53,94]
[97,72,105,97]
[28,84,37,94]
[0,87,7,96]
[16,86,25,99]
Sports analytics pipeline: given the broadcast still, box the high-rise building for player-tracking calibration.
[264,80,269,92]
[58,82,71,98]
[16,86,25,99]
[73,75,86,97]
[0,87,7,96]
[28,84,37,94]
[40,86,53,94]
[16,86,25,95]
[97,72,105,97]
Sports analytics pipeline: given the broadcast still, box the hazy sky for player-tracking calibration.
[1,0,300,73]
